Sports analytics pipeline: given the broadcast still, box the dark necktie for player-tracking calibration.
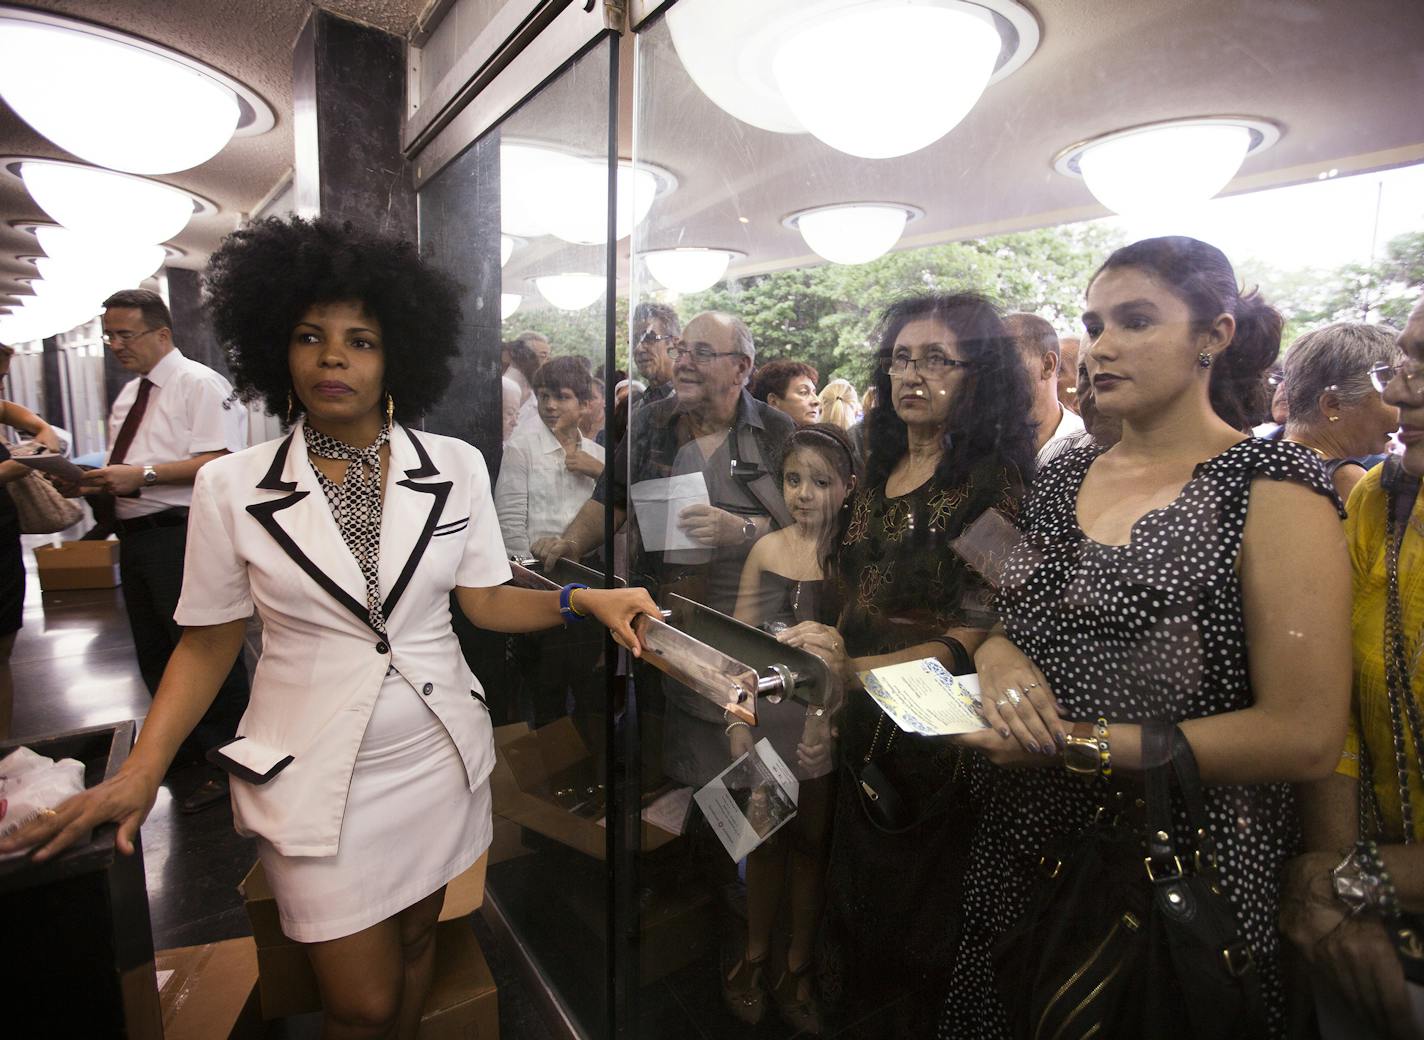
[109,378,153,466]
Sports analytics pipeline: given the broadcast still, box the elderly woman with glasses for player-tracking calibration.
[1282,322,1403,503]
[1282,299,1424,1040]
[774,292,1035,1034]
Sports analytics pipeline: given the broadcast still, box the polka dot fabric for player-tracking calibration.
[940,438,1343,1039]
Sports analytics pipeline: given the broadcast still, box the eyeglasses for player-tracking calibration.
[636,329,676,347]
[101,327,162,348]
[881,354,973,377]
[1265,372,1284,388]
[668,343,742,365]
[1370,361,1424,396]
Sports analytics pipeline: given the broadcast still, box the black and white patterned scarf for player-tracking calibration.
[303,420,391,633]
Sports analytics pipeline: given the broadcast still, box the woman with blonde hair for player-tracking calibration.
[818,378,861,431]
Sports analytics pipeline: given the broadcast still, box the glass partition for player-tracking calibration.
[418,33,619,1038]
[621,1,1424,1038]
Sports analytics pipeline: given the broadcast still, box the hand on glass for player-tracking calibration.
[1281,853,1422,1040]
[797,712,837,774]
[777,622,855,685]
[676,504,749,547]
[973,632,1065,757]
[531,536,576,571]
[81,464,145,497]
[564,448,604,480]
[572,586,660,658]
[0,764,159,862]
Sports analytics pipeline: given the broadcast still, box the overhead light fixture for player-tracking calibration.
[535,273,605,312]
[500,143,673,245]
[643,248,744,293]
[0,9,272,175]
[501,236,515,267]
[501,293,521,320]
[0,292,98,343]
[784,203,922,265]
[19,160,204,244]
[36,226,165,288]
[1053,117,1281,219]
[668,0,1038,158]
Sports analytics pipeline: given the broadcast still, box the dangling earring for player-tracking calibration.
[386,393,395,428]
[286,391,296,424]
[1198,351,1213,369]
[1328,415,1341,423]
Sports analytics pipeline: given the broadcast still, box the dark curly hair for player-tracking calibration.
[203,216,462,425]
[864,292,1036,493]
[1090,236,1283,432]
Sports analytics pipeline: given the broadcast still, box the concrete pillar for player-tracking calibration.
[165,268,230,380]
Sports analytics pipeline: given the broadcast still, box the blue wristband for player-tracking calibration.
[559,582,589,624]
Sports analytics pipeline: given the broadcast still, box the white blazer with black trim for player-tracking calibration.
[174,419,512,856]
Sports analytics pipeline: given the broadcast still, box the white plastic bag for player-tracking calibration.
[0,746,88,857]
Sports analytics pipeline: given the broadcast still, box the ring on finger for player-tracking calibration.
[1004,687,1023,707]
[994,697,1011,709]
[1025,682,1040,690]
[37,807,57,819]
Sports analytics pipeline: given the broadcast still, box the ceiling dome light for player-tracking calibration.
[0,10,272,175]
[36,227,165,285]
[535,273,605,312]
[773,4,1000,159]
[643,248,743,293]
[0,20,239,174]
[668,0,1038,156]
[1054,117,1281,219]
[785,203,922,265]
[501,143,674,245]
[20,161,199,243]
[501,293,521,320]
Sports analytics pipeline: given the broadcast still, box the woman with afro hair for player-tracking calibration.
[0,216,657,1039]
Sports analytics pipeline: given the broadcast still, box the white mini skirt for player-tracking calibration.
[257,670,492,943]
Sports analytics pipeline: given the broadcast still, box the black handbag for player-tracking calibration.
[990,721,1267,1040]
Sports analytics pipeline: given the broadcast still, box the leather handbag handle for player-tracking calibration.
[1142,721,1177,869]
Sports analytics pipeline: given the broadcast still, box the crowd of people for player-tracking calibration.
[1,214,1422,1040]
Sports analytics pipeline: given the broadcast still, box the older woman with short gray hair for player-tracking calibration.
[1283,321,1402,502]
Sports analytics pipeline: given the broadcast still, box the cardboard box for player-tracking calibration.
[34,538,121,591]
[240,852,488,1019]
[419,919,499,1039]
[156,938,263,1040]
[491,719,679,860]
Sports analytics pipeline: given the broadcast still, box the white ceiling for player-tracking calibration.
[2,0,1423,311]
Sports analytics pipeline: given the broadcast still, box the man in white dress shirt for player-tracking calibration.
[80,289,251,810]
[1004,312,1089,467]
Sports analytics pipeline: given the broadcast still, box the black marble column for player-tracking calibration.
[41,335,65,426]
[413,131,504,470]
[165,268,230,380]
[292,10,416,240]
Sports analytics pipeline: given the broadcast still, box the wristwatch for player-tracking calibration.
[741,517,757,543]
[142,465,158,487]
[1062,722,1100,777]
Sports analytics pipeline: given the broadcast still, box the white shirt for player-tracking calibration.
[494,420,604,556]
[105,347,248,518]
[173,422,510,855]
[1035,404,1087,468]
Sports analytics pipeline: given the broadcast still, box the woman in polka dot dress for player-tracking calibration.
[941,237,1354,1039]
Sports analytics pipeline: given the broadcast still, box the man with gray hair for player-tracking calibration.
[1004,312,1087,466]
[532,309,793,783]
[1282,321,1402,501]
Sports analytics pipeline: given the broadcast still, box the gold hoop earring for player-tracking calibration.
[286,391,296,424]
[386,393,395,428]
